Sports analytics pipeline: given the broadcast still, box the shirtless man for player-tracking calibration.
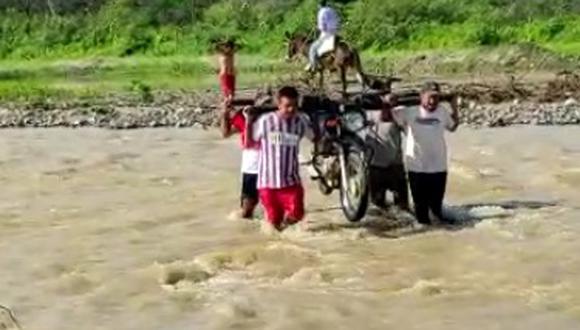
[216,40,236,103]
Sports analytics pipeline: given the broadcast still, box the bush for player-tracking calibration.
[1,0,580,59]
[469,24,504,46]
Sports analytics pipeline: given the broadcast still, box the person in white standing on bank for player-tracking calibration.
[307,0,340,72]
[391,81,460,225]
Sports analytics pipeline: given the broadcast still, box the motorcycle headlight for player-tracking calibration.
[342,111,366,132]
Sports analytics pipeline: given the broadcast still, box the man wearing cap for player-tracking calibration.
[390,82,460,225]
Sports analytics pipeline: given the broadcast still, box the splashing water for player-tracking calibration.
[0,127,579,330]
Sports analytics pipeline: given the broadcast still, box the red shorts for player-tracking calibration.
[219,73,236,98]
[259,185,305,226]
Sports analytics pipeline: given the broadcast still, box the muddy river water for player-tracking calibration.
[0,126,579,330]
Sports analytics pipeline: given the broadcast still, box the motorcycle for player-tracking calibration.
[236,95,373,222]
[300,96,373,222]
[234,87,431,223]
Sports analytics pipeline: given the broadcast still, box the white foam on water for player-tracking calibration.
[282,267,330,287]
[442,204,513,223]
[258,221,282,237]
[398,279,447,297]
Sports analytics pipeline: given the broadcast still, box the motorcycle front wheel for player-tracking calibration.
[338,137,370,222]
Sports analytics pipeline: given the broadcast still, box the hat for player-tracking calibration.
[421,81,441,93]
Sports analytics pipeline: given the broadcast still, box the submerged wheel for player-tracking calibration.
[339,139,369,222]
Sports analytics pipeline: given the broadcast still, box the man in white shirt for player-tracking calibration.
[391,82,460,225]
[307,0,340,72]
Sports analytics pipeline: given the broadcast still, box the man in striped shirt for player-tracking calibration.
[246,86,315,231]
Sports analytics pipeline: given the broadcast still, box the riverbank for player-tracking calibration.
[1,98,579,129]
[0,43,577,101]
[0,44,579,129]
[1,80,580,129]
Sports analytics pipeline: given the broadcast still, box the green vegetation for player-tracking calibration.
[0,55,298,102]
[1,0,580,59]
[0,0,579,102]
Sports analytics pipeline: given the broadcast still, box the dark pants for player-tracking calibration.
[240,173,258,218]
[408,172,447,225]
[369,164,409,210]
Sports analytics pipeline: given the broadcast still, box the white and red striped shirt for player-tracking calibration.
[252,112,313,189]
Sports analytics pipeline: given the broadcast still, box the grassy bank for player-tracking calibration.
[2,0,580,59]
[0,1,578,103]
[0,54,300,103]
[0,42,578,103]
